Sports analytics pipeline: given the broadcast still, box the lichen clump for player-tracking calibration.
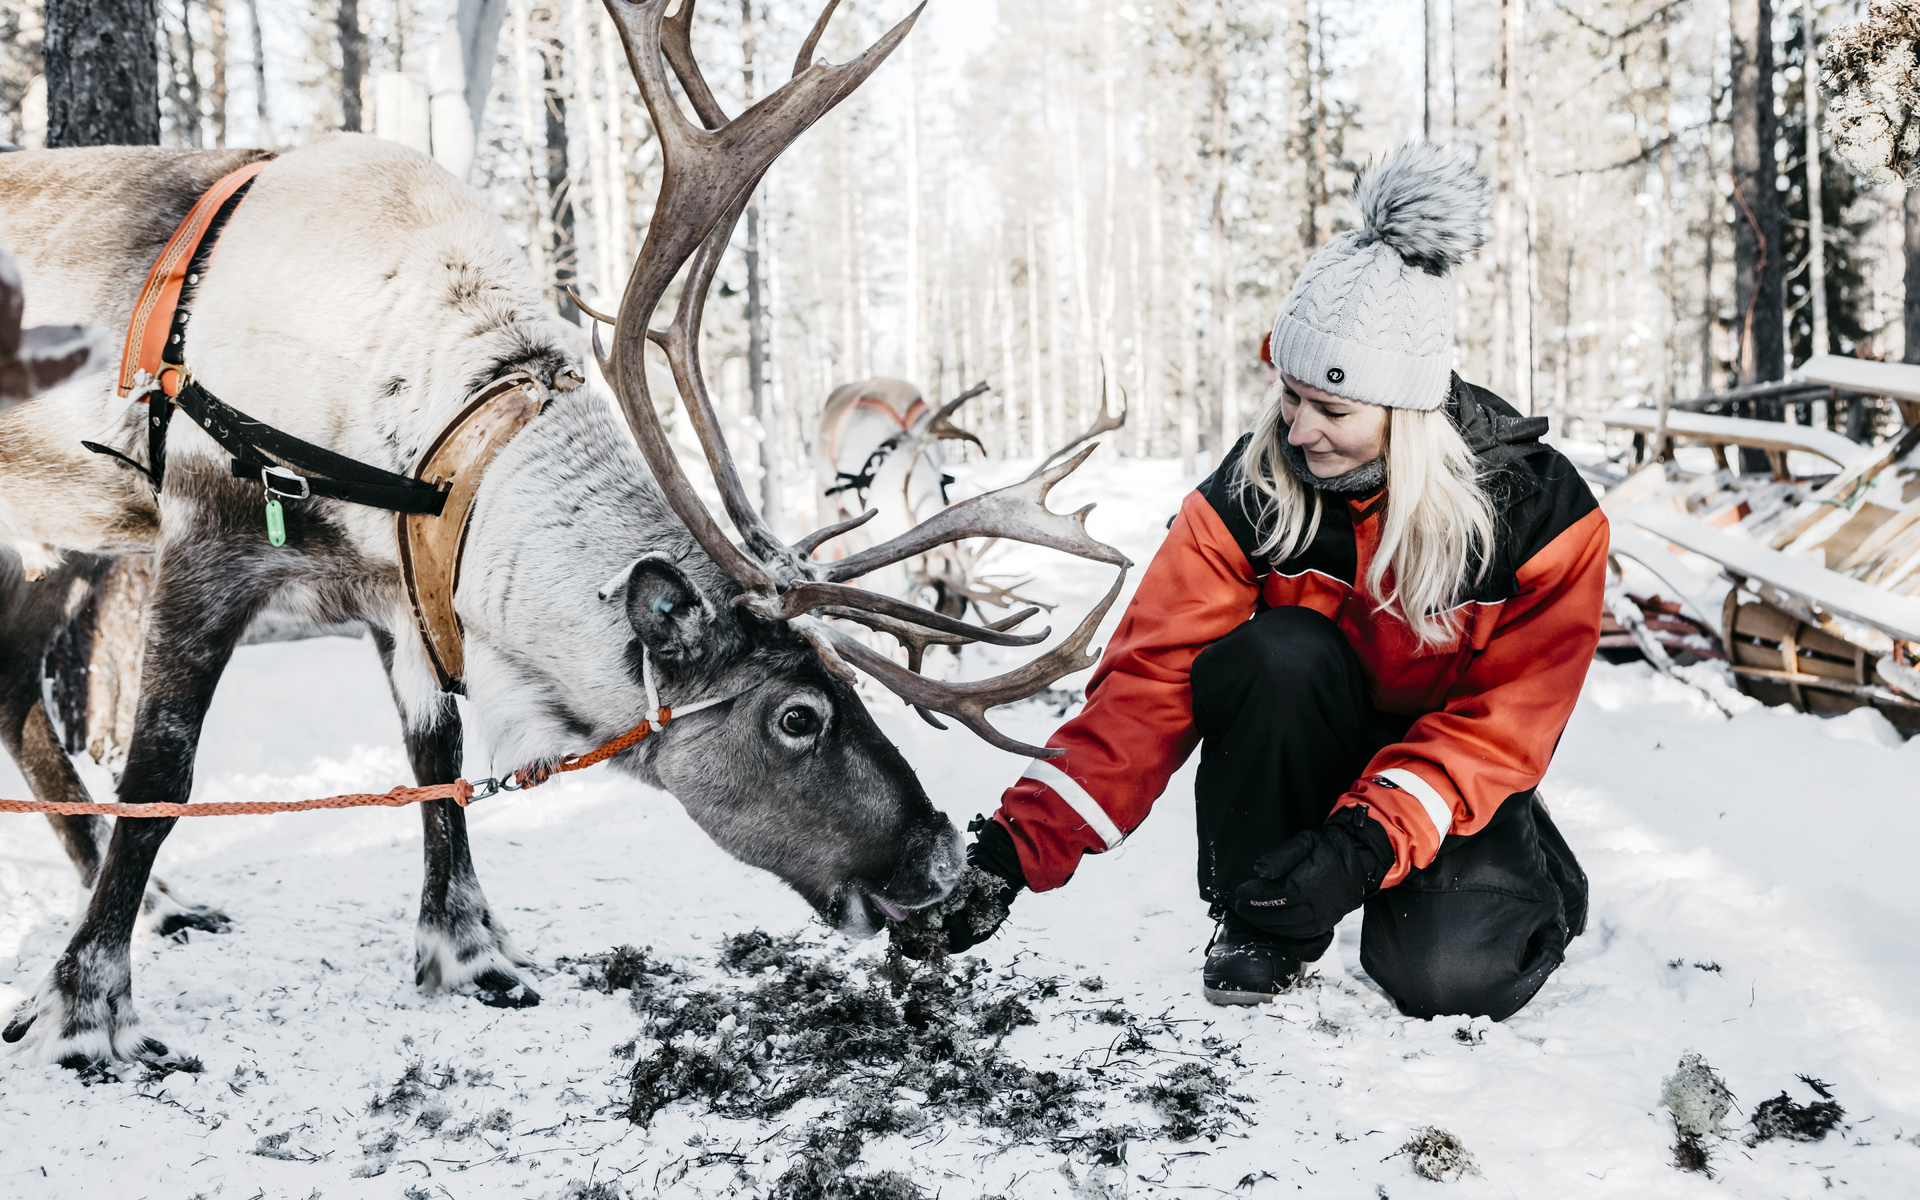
[1822,0,1920,182]
[883,865,1012,960]
[1661,1052,1734,1173]
[618,931,1082,1143]
[1401,1126,1475,1181]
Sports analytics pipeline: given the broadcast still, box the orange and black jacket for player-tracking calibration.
[991,377,1608,893]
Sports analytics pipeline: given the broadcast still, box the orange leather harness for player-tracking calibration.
[117,160,268,401]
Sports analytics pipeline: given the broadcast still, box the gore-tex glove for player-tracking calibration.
[1232,804,1395,940]
[889,815,1027,959]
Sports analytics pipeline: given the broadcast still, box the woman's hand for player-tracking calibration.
[891,816,1027,959]
[1232,805,1394,939]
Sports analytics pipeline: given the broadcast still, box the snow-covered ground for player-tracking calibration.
[3,455,1919,1199]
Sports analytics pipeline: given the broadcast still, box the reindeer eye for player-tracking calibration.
[780,706,820,737]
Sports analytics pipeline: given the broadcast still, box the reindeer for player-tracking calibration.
[0,0,1127,1070]
[813,376,1127,631]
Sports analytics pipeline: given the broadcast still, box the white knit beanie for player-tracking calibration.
[1269,142,1492,412]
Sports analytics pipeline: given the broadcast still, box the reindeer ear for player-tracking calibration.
[613,556,713,661]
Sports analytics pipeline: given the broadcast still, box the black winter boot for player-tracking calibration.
[1202,915,1303,1006]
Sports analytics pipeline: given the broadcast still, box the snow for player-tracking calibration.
[5,455,1920,1198]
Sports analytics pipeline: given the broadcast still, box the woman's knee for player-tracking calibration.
[1191,606,1359,716]
[1359,889,1568,1021]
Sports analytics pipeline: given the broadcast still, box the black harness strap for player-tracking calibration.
[173,380,448,515]
[88,174,448,519]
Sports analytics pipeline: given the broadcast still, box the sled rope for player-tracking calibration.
[0,653,735,819]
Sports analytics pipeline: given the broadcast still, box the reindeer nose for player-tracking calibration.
[924,820,963,899]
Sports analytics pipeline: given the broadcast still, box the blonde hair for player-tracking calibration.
[1236,399,1496,649]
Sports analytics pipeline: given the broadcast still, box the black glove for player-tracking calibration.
[942,816,1027,952]
[892,816,1027,960]
[1232,805,1394,940]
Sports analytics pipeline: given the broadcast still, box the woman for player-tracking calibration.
[939,143,1607,1022]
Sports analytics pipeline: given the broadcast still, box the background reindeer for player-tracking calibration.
[0,0,1126,1071]
[812,375,1128,642]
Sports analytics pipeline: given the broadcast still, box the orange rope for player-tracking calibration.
[513,709,668,788]
[0,780,473,818]
[0,706,677,819]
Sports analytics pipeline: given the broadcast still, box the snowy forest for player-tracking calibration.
[4,1,1920,1198]
[7,0,1914,478]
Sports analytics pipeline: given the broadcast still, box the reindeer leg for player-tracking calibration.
[408,715,540,1008]
[8,701,230,938]
[370,633,538,1009]
[3,526,266,1069]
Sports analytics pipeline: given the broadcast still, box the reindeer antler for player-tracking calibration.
[1037,370,1129,475]
[599,0,1130,759]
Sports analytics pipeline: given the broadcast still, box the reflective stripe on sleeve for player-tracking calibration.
[1377,767,1454,842]
[1021,759,1126,851]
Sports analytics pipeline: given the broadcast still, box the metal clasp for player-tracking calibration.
[465,774,529,805]
[262,465,311,500]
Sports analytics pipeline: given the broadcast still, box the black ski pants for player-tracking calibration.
[1189,605,1588,1021]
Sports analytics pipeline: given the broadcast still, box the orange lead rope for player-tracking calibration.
[0,652,734,819]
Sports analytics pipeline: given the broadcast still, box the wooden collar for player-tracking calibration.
[398,373,547,691]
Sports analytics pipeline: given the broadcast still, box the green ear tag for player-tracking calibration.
[265,496,286,546]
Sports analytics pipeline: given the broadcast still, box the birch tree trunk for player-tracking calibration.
[1903,185,1920,368]
[1652,10,1675,460]
[245,0,268,143]
[1802,0,1827,360]
[741,0,776,516]
[511,0,548,294]
[904,36,921,385]
[1287,0,1314,251]
[1206,0,1229,459]
[1178,165,1200,473]
[1491,0,1516,396]
[1024,217,1044,452]
[208,0,227,147]
[1142,84,1164,459]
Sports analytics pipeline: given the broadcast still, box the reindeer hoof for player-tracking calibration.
[151,903,232,941]
[472,969,542,1009]
[2,1007,33,1044]
[143,882,232,942]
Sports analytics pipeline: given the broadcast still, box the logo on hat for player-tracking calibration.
[1326,367,1346,385]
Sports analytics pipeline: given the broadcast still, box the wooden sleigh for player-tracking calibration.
[1600,360,1920,735]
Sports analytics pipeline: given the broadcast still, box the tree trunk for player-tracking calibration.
[338,0,364,132]
[543,41,578,324]
[246,0,269,143]
[511,0,548,293]
[1730,0,1784,386]
[1143,86,1164,458]
[1802,0,1827,361]
[1024,217,1043,455]
[742,0,775,516]
[1903,184,1920,367]
[903,36,921,384]
[1206,0,1229,461]
[44,0,160,147]
[1287,0,1314,252]
[1423,0,1437,139]
[208,0,227,147]
[1491,0,1514,396]
[1653,10,1675,460]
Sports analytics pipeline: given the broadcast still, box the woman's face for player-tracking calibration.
[1279,372,1389,478]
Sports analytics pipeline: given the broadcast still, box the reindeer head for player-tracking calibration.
[469,0,1128,935]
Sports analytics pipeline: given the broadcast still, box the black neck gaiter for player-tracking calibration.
[1279,432,1386,496]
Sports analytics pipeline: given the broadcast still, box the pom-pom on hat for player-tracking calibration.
[1268,141,1491,411]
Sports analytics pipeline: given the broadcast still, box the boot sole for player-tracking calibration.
[1203,984,1277,1006]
